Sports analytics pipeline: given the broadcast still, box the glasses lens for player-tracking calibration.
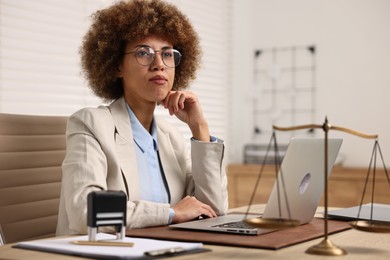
[133,47,181,67]
[162,49,181,68]
[135,47,154,66]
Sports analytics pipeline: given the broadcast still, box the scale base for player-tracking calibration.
[305,238,347,256]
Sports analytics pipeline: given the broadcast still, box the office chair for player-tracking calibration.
[0,113,68,244]
[0,225,5,245]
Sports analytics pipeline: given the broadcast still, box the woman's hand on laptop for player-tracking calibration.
[172,196,217,223]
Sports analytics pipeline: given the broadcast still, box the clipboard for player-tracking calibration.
[14,233,210,259]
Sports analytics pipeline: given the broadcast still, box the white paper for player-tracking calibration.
[16,233,203,258]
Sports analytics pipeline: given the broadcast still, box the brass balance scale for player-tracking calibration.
[244,117,390,256]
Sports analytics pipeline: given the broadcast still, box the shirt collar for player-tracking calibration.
[126,103,158,153]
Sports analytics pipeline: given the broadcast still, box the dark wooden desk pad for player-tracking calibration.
[126,218,351,250]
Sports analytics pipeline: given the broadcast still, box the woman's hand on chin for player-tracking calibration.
[161,91,210,141]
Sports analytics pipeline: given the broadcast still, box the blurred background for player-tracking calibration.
[0,0,389,167]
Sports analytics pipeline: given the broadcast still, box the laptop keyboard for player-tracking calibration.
[212,220,256,229]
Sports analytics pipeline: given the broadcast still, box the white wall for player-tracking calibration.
[230,0,390,167]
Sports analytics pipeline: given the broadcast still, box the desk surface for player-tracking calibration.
[1,205,389,260]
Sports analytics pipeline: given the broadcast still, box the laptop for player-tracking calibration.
[170,137,343,235]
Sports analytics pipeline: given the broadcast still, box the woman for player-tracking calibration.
[56,0,228,236]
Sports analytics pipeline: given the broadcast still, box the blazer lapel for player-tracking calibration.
[109,97,140,200]
[157,123,185,205]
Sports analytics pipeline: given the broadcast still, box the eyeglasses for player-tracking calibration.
[124,46,182,68]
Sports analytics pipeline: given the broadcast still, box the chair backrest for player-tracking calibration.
[0,225,5,245]
[0,113,68,244]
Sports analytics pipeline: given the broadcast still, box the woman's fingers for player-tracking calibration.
[172,196,216,223]
[162,91,196,115]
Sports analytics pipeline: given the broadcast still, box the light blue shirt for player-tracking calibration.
[126,105,170,204]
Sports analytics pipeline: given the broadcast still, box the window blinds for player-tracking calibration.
[0,0,231,143]
[159,0,232,141]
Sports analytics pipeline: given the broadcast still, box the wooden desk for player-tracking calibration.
[0,205,389,259]
[227,164,390,208]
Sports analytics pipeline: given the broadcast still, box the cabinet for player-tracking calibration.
[227,164,390,209]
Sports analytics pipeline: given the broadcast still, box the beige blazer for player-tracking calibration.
[56,97,228,236]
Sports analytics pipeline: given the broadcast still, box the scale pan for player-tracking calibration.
[349,220,390,233]
[245,217,300,229]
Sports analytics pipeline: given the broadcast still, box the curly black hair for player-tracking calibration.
[80,0,201,101]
